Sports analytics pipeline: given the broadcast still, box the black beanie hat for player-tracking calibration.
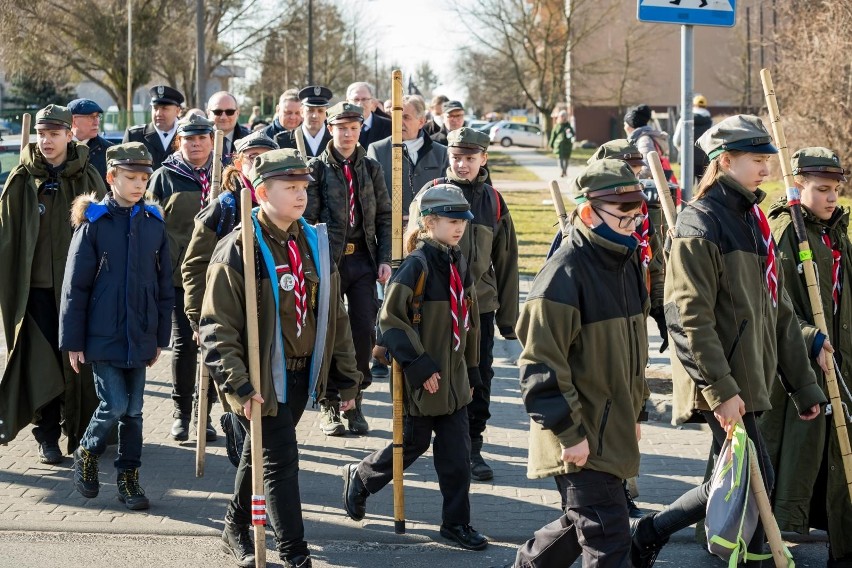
[624,104,652,128]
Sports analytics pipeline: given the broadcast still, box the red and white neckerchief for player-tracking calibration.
[449,259,470,351]
[239,172,258,204]
[342,160,356,227]
[821,231,842,313]
[287,236,307,337]
[751,204,778,307]
[196,168,210,208]
[633,201,652,269]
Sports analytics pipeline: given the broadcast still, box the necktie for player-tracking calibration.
[196,168,210,208]
[449,259,469,352]
[288,236,307,337]
[751,204,778,307]
[342,160,355,227]
[822,231,842,313]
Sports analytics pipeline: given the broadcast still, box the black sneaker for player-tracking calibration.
[440,523,489,551]
[281,555,312,568]
[38,442,62,464]
[117,468,150,510]
[221,522,255,568]
[630,512,668,568]
[72,446,100,498]
[624,479,644,519]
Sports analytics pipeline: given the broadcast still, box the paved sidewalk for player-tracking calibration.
[491,146,585,193]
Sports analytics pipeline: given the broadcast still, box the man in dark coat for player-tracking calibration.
[206,90,250,162]
[430,100,467,146]
[276,86,333,158]
[262,89,302,140]
[123,85,185,170]
[346,82,391,150]
[68,98,113,185]
[0,105,105,462]
[423,94,449,137]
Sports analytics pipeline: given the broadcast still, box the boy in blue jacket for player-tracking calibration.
[59,142,174,510]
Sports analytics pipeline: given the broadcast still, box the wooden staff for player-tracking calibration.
[240,188,266,566]
[294,127,307,159]
[647,151,678,232]
[748,442,792,567]
[390,69,406,535]
[20,113,31,157]
[195,129,224,477]
[761,68,852,504]
[548,180,568,232]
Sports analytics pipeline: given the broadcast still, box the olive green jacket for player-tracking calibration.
[379,238,479,417]
[760,200,852,557]
[0,143,105,450]
[664,176,826,425]
[517,218,650,481]
[418,169,519,336]
[199,216,360,417]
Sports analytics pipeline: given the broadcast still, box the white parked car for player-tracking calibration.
[489,121,545,148]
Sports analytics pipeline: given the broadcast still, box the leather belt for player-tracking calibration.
[286,357,310,371]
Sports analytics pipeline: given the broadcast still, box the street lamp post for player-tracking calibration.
[196,0,206,107]
[126,0,133,128]
[308,0,314,84]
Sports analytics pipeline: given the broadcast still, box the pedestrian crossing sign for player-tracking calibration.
[638,0,736,27]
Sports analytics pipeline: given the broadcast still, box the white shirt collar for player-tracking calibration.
[302,124,326,155]
[362,113,374,131]
[155,122,178,151]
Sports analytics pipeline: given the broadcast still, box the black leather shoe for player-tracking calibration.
[171,415,189,441]
[221,522,255,568]
[38,442,62,464]
[440,523,488,551]
[630,512,668,568]
[281,555,312,568]
[342,463,369,521]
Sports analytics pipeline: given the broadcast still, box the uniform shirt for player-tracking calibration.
[31,165,63,288]
[257,210,317,358]
[302,125,326,157]
[155,123,178,152]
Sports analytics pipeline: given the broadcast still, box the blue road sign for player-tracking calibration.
[637,0,737,27]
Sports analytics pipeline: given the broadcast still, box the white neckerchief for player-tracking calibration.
[155,122,178,152]
[302,124,326,156]
[403,134,425,165]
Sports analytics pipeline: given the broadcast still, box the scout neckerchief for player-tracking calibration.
[821,230,841,313]
[751,204,778,307]
[449,255,469,351]
[633,201,652,269]
[196,167,210,208]
[287,236,308,337]
[239,172,257,204]
[341,160,356,227]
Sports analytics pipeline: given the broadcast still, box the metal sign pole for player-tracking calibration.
[680,24,694,202]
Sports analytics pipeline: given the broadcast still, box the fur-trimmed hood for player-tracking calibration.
[71,192,164,228]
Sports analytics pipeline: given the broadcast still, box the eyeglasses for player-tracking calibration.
[211,109,238,116]
[592,205,645,229]
[349,97,373,104]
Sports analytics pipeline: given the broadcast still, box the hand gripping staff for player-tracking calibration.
[390,69,406,535]
[761,68,852,506]
[196,129,225,477]
[241,188,267,566]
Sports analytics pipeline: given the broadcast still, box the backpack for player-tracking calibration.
[371,249,429,365]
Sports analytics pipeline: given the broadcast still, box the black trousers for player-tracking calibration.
[357,407,472,525]
[468,311,495,443]
[328,250,378,400]
[227,370,310,560]
[28,288,63,445]
[514,470,631,568]
[171,289,198,416]
[653,411,775,559]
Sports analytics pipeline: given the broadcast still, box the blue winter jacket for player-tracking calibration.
[59,193,174,367]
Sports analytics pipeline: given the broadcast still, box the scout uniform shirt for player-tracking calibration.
[256,209,317,358]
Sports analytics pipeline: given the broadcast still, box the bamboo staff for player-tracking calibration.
[647,151,678,232]
[761,68,852,505]
[390,69,405,535]
[195,129,224,477]
[548,180,568,232]
[20,113,31,157]
[240,188,266,566]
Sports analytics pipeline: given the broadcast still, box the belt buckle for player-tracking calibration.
[345,243,355,255]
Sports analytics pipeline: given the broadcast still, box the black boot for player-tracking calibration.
[171,410,190,442]
[72,446,100,498]
[343,392,369,435]
[281,555,312,568]
[630,512,669,568]
[342,463,369,521]
[221,521,255,568]
[624,479,644,519]
[440,523,489,550]
[38,441,63,464]
[117,468,150,510]
[470,439,493,481]
[192,399,218,442]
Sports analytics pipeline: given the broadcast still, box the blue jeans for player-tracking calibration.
[81,362,146,470]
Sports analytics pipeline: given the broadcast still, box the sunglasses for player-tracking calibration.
[211,109,238,116]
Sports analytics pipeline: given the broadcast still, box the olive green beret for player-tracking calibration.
[791,147,846,182]
[234,131,278,154]
[697,114,777,160]
[176,113,215,136]
[35,104,72,130]
[573,159,646,204]
[107,142,153,174]
[417,183,473,220]
[447,127,489,154]
[252,148,314,186]
[588,139,645,168]
[326,102,363,125]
